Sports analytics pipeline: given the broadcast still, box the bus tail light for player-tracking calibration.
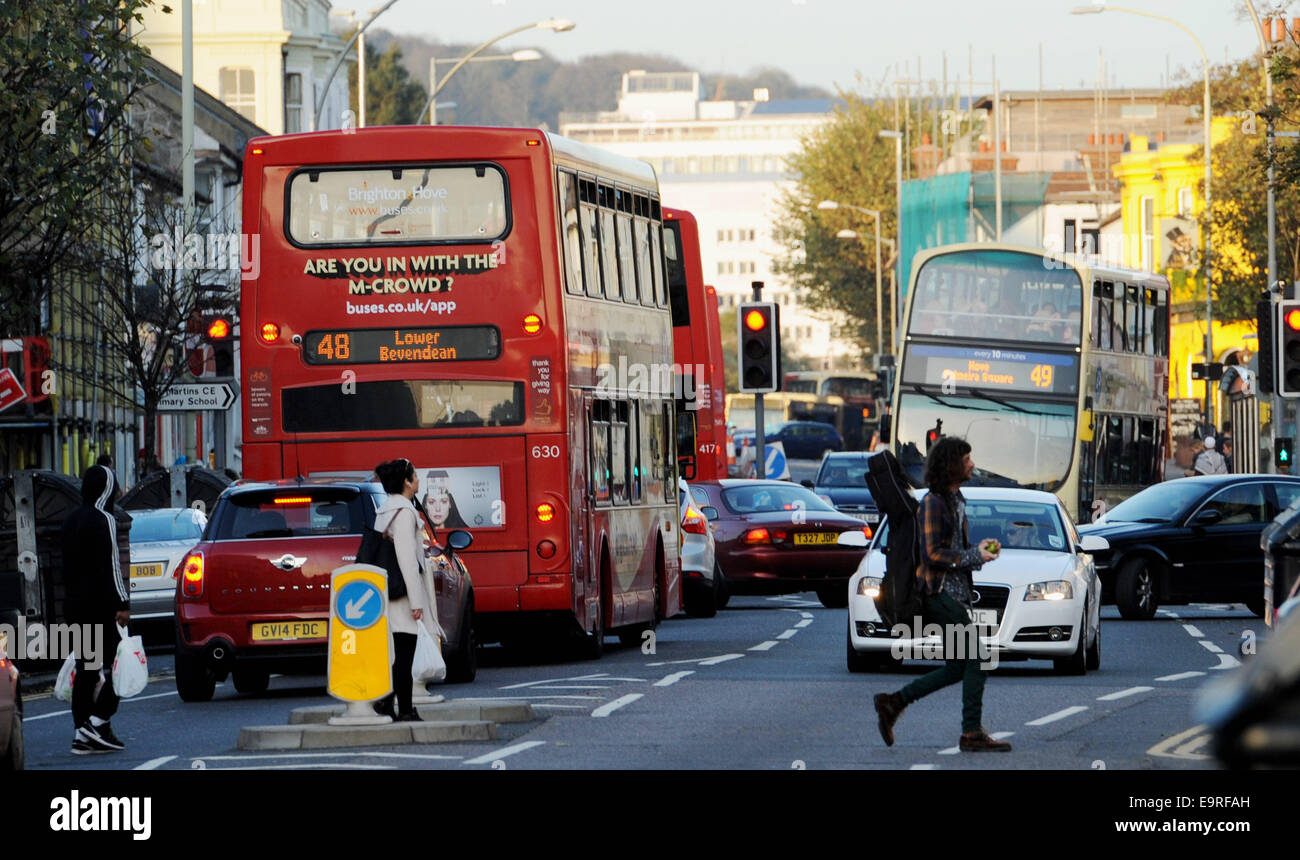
[537,540,557,559]
[682,506,708,534]
[523,314,542,334]
[536,503,556,523]
[181,552,205,597]
[260,322,280,343]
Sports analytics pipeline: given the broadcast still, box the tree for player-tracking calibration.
[350,42,428,126]
[0,0,155,337]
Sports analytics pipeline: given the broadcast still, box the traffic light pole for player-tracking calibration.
[752,281,765,479]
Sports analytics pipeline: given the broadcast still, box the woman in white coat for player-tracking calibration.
[372,458,441,721]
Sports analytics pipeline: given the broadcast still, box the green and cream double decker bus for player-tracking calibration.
[890,244,1171,523]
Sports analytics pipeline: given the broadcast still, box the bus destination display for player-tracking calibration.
[302,325,500,365]
[902,344,1078,396]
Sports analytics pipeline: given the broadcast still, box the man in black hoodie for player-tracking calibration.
[62,465,130,755]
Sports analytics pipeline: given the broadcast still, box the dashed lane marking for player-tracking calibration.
[910,764,939,770]
[1097,686,1154,701]
[500,674,645,689]
[776,629,798,639]
[1025,706,1089,726]
[464,741,546,765]
[25,689,178,722]
[591,694,644,717]
[698,653,744,666]
[1210,653,1241,671]
[1155,671,1206,682]
[1182,624,1204,638]
[654,671,694,687]
[134,756,177,771]
[458,694,603,701]
[749,641,779,651]
[1198,640,1224,654]
[532,704,588,709]
[794,619,813,628]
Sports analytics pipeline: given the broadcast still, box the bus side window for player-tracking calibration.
[1143,289,1158,356]
[611,400,629,504]
[644,405,665,505]
[591,401,611,504]
[634,215,653,308]
[630,400,644,503]
[1093,282,1113,350]
[580,179,603,299]
[616,204,638,305]
[598,185,621,301]
[1151,289,1168,355]
[558,170,584,295]
[1126,284,1142,353]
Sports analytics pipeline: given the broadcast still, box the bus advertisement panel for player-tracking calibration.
[891,244,1170,522]
[241,127,680,654]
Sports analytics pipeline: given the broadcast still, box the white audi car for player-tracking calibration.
[127,507,208,621]
[845,487,1105,675]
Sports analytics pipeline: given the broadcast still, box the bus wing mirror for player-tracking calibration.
[701,506,719,521]
[446,529,473,551]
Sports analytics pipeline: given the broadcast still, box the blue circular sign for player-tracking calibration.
[765,444,787,478]
[336,579,384,630]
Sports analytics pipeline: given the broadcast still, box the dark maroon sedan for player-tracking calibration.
[693,480,871,608]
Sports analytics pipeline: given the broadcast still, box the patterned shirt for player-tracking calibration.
[917,490,984,601]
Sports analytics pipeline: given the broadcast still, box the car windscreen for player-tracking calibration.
[815,457,873,488]
[211,489,374,539]
[720,484,837,515]
[965,500,1068,552]
[128,510,205,542]
[1100,481,1208,524]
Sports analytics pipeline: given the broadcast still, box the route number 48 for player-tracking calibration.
[532,444,561,459]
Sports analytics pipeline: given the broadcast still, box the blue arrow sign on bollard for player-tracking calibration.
[335,579,384,631]
[765,443,789,480]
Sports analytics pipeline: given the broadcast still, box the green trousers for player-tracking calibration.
[898,591,989,734]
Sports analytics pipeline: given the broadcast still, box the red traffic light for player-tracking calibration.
[1287,308,1300,332]
[207,318,232,339]
[744,309,767,331]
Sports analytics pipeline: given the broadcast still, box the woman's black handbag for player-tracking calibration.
[356,527,407,600]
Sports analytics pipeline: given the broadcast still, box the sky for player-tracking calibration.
[374,0,1274,95]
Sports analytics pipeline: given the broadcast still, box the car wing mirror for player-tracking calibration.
[837,530,869,548]
[446,529,473,551]
[701,506,719,521]
[1077,534,1109,554]
[1190,508,1223,528]
[800,479,815,489]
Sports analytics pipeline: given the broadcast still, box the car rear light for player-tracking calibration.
[682,506,707,534]
[536,503,556,523]
[273,496,312,504]
[181,552,205,598]
[742,528,788,544]
[537,540,556,559]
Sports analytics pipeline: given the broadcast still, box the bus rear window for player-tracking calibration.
[287,164,508,246]
[282,380,525,432]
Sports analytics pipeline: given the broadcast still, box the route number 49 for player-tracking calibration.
[532,444,561,459]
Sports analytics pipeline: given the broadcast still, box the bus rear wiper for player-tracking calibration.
[910,384,972,410]
[967,388,1030,414]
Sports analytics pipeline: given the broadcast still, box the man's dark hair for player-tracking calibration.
[96,453,113,467]
[374,458,415,495]
[923,436,972,492]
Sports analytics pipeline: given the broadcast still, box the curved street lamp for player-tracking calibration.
[312,0,402,130]
[418,19,574,125]
[819,199,885,357]
[426,50,543,126]
[1071,3,1214,425]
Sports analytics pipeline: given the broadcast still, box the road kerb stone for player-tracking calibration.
[288,700,536,725]
[238,725,306,751]
[410,720,496,743]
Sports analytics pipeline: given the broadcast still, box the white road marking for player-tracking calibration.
[500,674,644,689]
[800,612,814,619]
[1148,724,1210,760]
[196,752,460,761]
[1097,686,1154,701]
[654,671,694,687]
[1182,624,1204,638]
[910,764,938,770]
[528,685,618,690]
[457,694,603,701]
[1210,653,1241,671]
[749,641,780,651]
[1198,640,1224,654]
[776,629,799,639]
[208,763,395,770]
[531,704,588,709]
[1157,610,1181,619]
[794,619,813,628]
[25,689,177,722]
[1155,671,1206,682]
[463,741,546,765]
[134,755,177,771]
[698,653,744,666]
[1025,706,1089,726]
[591,694,644,717]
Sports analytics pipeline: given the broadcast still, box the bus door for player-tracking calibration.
[581,395,605,630]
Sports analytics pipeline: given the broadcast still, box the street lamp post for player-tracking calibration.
[426,50,542,126]
[819,200,884,358]
[418,19,574,126]
[1071,4,1215,427]
[313,0,402,131]
[879,130,904,348]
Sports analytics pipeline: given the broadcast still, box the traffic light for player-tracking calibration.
[737,302,780,393]
[1258,293,1276,395]
[206,316,235,379]
[1277,438,1294,472]
[1278,299,1300,397]
[925,419,943,452]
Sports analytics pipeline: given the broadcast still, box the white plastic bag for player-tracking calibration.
[111,624,148,698]
[54,651,77,702]
[412,623,446,683]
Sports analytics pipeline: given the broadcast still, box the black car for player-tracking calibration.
[765,421,843,460]
[802,452,880,529]
[1078,475,1300,619]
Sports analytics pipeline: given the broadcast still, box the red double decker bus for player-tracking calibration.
[663,208,728,481]
[240,127,680,656]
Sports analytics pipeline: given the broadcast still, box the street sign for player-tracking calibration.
[765,443,790,481]
[328,564,391,704]
[0,367,27,412]
[157,382,236,411]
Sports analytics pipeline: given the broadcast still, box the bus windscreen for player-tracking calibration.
[911,250,1083,345]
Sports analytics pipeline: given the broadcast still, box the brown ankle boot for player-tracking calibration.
[959,728,1012,752]
[874,692,906,747]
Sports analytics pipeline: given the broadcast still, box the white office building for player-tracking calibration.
[560,71,864,368]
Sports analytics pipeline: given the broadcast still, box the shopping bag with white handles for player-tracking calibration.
[411,623,447,683]
[111,624,148,698]
[54,651,77,702]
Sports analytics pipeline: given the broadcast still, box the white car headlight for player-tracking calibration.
[857,576,883,598]
[1024,580,1073,601]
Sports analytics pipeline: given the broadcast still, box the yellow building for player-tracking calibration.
[1112,117,1253,428]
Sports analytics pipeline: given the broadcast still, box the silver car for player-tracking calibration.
[679,478,720,617]
[127,507,207,621]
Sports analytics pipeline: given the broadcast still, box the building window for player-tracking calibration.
[284,72,303,133]
[1177,187,1194,218]
[220,67,257,122]
[1063,218,1077,255]
[717,229,726,243]
[1140,196,1155,271]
